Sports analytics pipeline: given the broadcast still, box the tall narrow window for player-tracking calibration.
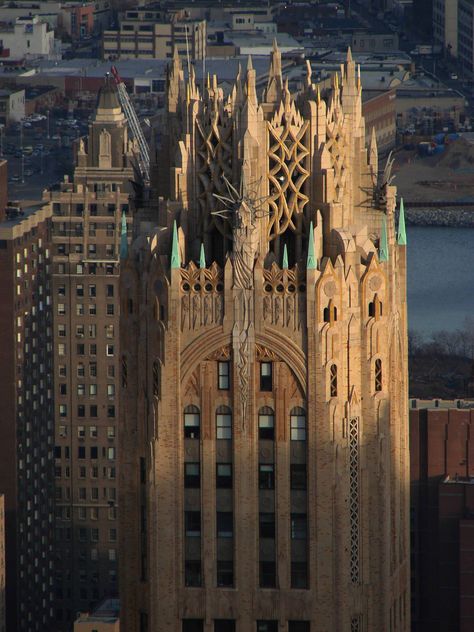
[184,405,200,439]
[218,361,230,390]
[330,364,338,397]
[216,463,232,488]
[260,361,272,391]
[258,464,275,490]
[258,407,275,440]
[184,463,200,488]
[216,406,232,439]
[216,512,233,538]
[290,407,306,441]
[152,360,160,397]
[375,359,382,392]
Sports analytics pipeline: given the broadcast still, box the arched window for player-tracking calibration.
[184,405,200,439]
[323,300,337,324]
[258,406,275,440]
[290,407,306,441]
[375,359,382,392]
[330,364,338,397]
[369,294,382,320]
[216,405,232,439]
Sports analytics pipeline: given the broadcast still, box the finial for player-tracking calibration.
[357,64,361,90]
[186,83,190,105]
[206,72,210,90]
[307,221,317,270]
[282,244,289,269]
[317,83,321,105]
[347,46,353,63]
[273,37,278,52]
[171,220,180,269]
[119,211,128,260]
[247,55,253,71]
[397,198,407,246]
[199,242,206,268]
[379,217,389,262]
[334,71,339,90]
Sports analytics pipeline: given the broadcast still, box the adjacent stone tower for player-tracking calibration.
[120,48,410,632]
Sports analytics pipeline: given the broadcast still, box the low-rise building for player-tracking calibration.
[74,598,120,632]
[60,2,94,40]
[0,88,25,125]
[103,6,206,61]
[0,16,55,60]
[410,403,474,632]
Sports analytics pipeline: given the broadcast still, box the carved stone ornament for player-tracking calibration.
[206,345,232,361]
[368,275,382,292]
[323,281,337,298]
[255,344,278,362]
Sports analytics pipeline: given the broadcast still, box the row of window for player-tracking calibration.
[184,511,307,540]
[182,621,309,632]
[58,425,116,439]
[55,446,116,460]
[58,364,115,379]
[184,559,307,590]
[57,324,115,338]
[59,404,115,418]
[56,263,116,276]
[184,406,306,441]
[56,486,116,501]
[184,462,306,490]
[58,343,116,357]
[59,383,115,397]
[216,361,273,391]
[55,466,116,479]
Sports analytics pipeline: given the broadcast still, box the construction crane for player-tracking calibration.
[110,65,150,183]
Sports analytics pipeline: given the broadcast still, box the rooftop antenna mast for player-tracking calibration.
[110,65,150,183]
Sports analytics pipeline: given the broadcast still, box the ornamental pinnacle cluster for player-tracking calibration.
[119,46,410,632]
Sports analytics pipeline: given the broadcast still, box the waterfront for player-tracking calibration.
[407,225,474,335]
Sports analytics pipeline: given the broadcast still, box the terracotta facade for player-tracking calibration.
[120,47,410,632]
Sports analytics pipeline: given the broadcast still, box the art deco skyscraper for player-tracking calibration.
[120,48,410,632]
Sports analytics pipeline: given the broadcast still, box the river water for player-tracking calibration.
[407,226,474,335]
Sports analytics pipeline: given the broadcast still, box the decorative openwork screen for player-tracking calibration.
[351,615,361,632]
[349,416,360,584]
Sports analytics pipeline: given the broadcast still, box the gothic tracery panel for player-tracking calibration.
[349,416,360,584]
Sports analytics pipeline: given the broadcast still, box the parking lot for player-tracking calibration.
[1,110,91,202]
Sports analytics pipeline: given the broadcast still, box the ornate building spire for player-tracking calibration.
[379,216,389,261]
[264,39,283,103]
[397,198,407,246]
[171,220,180,268]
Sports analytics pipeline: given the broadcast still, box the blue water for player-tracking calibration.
[407,226,474,334]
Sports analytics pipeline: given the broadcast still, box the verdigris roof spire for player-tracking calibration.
[307,221,317,270]
[171,220,180,268]
[120,211,128,259]
[282,244,289,269]
[199,242,206,268]
[397,198,407,246]
[379,216,389,262]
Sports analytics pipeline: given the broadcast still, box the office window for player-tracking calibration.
[182,620,203,632]
[78,405,85,417]
[78,446,86,459]
[107,405,115,418]
[260,361,272,390]
[216,512,233,538]
[184,463,200,488]
[290,408,306,441]
[217,560,233,587]
[107,304,115,316]
[214,621,235,632]
[106,284,114,297]
[77,384,85,396]
[259,464,275,489]
[259,561,276,588]
[259,513,275,539]
[89,284,96,297]
[216,463,232,488]
[184,405,200,439]
[106,344,114,356]
[291,514,307,540]
[216,406,232,439]
[184,561,201,587]
[76,284,84,297]
[289,622,310,631]
[290,464,307,490]
[257,623,278,632]
[185,511,201,537]
[291,562,308,589]
[259,407,275,440]
[218,361,230,390]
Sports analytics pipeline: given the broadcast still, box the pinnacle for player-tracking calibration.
[346,46,353,63]
[272,37,278,52]
[247,55,253,72]
[397,198,407,246]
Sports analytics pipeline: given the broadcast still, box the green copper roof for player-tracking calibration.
[171,220,180,269]
[282,243,289,269]
[119,211,128,260]
[307,221,317,270]
[199,242,206,268]
[379,216,389,262]
[397,198,407,246]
